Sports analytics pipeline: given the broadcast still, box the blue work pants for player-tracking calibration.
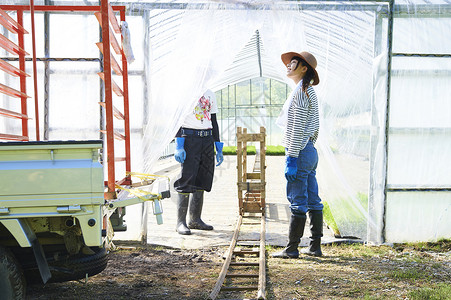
[286,140,323,216]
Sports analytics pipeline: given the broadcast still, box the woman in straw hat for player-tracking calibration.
[273,51,323,258]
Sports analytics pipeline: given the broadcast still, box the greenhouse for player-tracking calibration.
[0,0,450,247]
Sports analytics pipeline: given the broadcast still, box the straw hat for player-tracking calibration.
[281,51,320,85]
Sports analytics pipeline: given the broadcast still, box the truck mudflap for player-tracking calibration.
[23,246,108,284]
[0,219,51,284]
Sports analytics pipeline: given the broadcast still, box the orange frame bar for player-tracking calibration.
[17,9,28,139]
[99,0,116,199]
[0,58,30,77]
[0,8,29,34]
[120,9,131,185]
[0,5,125,12]
[30,0,40,141]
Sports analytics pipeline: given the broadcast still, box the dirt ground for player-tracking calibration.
[26,240,451,300]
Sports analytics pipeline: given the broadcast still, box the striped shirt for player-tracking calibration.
[282,85,320,158]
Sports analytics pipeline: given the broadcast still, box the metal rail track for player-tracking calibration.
[209,213,266,300]
[210,126,267,300]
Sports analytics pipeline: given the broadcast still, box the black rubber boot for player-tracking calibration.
[301,210,323,257]
[272,214,306,258]
[176,193,191,235]
[188,190,213,230]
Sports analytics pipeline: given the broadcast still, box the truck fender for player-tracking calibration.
[76,208,102,247]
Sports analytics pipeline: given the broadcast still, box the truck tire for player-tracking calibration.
[25,247,108,284]
[0,246,26,300]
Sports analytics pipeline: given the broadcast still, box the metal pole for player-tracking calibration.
[256,30,262,77]
[143,10,150,126]
[98,1,104,142]
[100,0,116,199]
[43,0,49,140]
[120,8,132,184]
[30,0,40,141]
[382,0,395,243]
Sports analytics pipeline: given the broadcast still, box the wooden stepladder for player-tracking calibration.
[237,126,266,216]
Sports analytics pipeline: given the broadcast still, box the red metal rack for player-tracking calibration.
[95,0,132,199]
[0,8,31,141]
[0,2,132,199]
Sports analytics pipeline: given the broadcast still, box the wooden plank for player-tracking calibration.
[246,173,261,180]
[130,179,155,188]
[243,203,263,213]
[0,8,28,34]
[96,42,122,76]
[237,182,265,190]
[0,58,29,77]
[236,132,265,142]
[243,128,247,183]
[0,82,29,98]
[97,72,123,96]
[233,251,260,256]
[236,127,244,215]
[260,127,266,212]
[98,101,124,120]
[226,274,259,278]
[230,262,259,266]
[258,216,266,299]
[237,238,261,242]
[233,249,259,255]
[245,192,261,197]
[0,107,29,119]
[221,286,259,291]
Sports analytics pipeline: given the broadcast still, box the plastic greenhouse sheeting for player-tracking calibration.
[0,0,450,243]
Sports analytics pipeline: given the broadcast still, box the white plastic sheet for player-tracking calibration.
[1,0,450,243]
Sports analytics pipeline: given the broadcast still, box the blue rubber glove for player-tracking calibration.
[174,137,186,163]
[215,141,224,166]
[285,156,298,182]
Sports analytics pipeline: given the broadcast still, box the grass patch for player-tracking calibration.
[323,201,340,236]
[389,268,427,280]
[408,283,451,300]
[222,145,285,155]
[395,239,451,252]
[333,242,391,258]
[266,145,285,155]
[325,192,368,237]
[222,146,236,155]
[223,145,256,155]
